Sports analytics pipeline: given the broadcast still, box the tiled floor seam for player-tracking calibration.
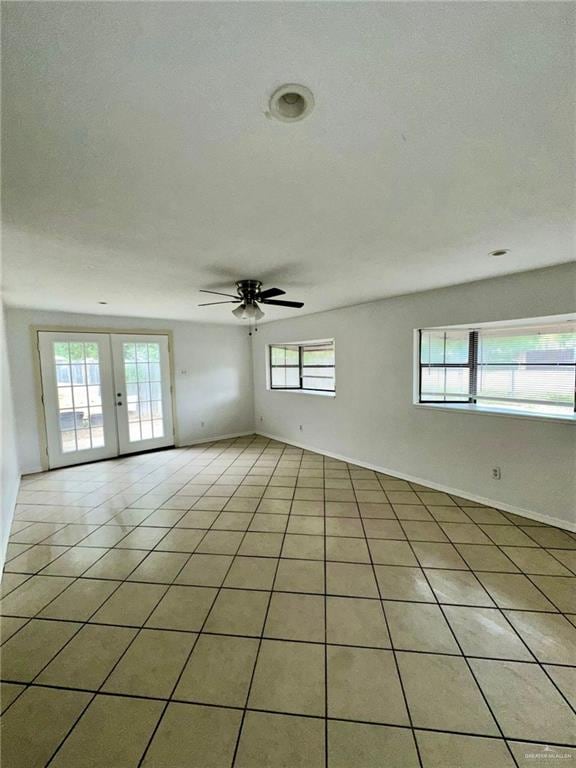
[138,440,296,767]
[228,448,305,768]
[352,475,425,768]
[3,435,574,766]
[396,519,523,766]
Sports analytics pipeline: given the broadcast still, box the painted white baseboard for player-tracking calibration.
[257,432,576,533]
[20,466,44,476]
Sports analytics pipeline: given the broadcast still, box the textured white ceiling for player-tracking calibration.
[2,2,574,323]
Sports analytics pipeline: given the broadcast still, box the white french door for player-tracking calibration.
[110,335,174,455]
[38,331,174,468]
[39,333,118,467]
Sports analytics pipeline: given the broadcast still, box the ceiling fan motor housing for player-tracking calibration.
[236,279,262,304]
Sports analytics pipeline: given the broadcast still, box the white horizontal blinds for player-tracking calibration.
[476,325,576,413]
[419,322,576,415]
[270,345,300,388]
[301,343,335,391]
[419,330,471,402]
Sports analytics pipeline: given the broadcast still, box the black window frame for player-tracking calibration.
[269,341,335,393]
[418,329,478,404]
[268,344,301,391]
[419,326,576,414]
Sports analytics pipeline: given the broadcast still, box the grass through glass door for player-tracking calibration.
[53,341,105,453]
[123,342,164,442]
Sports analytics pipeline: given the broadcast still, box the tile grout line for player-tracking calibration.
[472,523,576,715]
[2,436,574,760]
[228,443,305,768]
[2,438,265,648]
[351,469,425,768]
[43,437,265,767]
[4,625,575,666]
[14,497,206,762]
[4,675,576,750]
[397,518,522,768]
[1,438,260,719]
[137,437,289,768]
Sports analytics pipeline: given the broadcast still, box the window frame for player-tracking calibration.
[418,329,479,405]
[416,319,576,421]
[268,344,301,391]
[268,340,336,394]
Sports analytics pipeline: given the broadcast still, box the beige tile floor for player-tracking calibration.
[1,435,575,767]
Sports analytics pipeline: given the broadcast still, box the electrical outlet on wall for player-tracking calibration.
[299,425,303,431]
[492,467,501,480]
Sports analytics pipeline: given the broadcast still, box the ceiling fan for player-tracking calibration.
[198,279,304,321]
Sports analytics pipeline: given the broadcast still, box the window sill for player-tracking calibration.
[414,402,575,424]
[268,388,336,398]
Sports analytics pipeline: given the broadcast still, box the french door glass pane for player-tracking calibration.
[123,342,164,442]
[53,341,105,452]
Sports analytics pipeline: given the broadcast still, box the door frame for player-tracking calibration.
[31,325,178,471]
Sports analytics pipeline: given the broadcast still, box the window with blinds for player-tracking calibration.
[269,341,335,392]
[419,322,575,417]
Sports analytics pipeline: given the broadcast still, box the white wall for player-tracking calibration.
[6,308,254,474]
[253,264,576,529]
[1,301,20,573]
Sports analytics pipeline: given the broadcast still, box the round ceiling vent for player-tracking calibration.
[269,84,314,122]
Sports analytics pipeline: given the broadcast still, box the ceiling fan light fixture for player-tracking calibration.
[232,303,264,321]
[251,304,265,321]
[232,303,247,319]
